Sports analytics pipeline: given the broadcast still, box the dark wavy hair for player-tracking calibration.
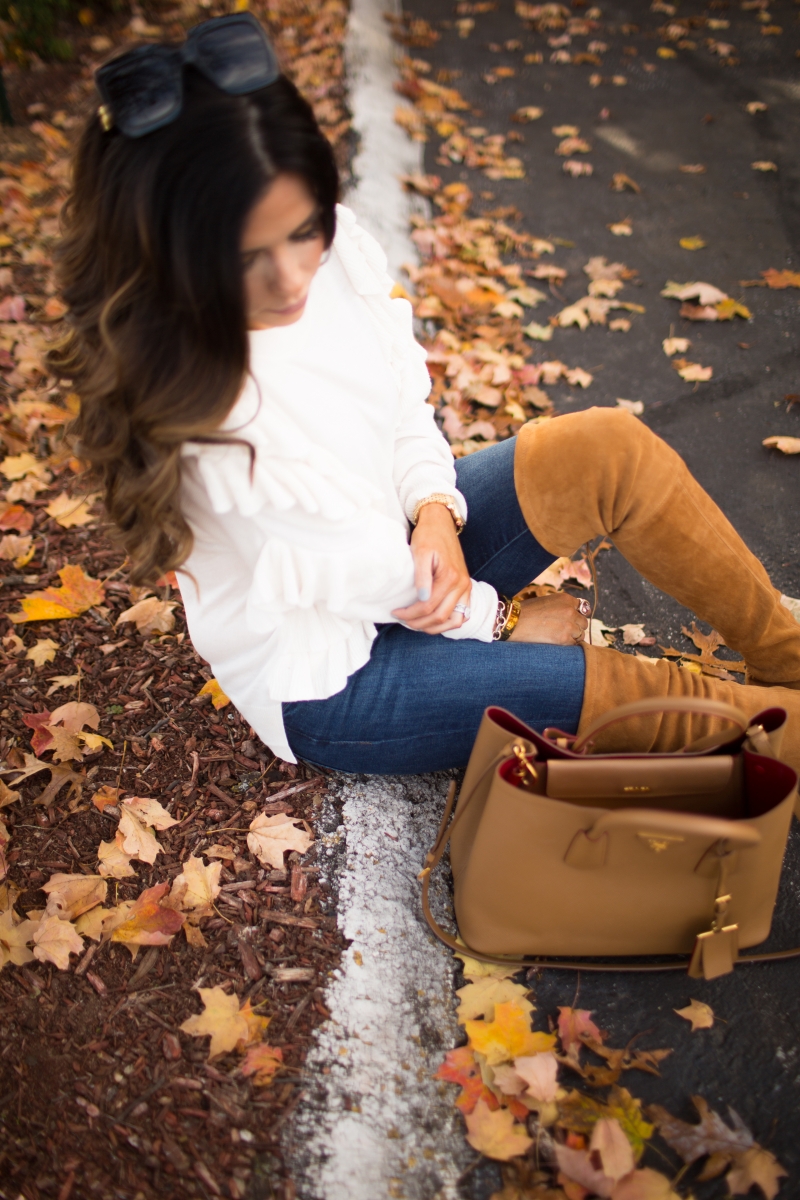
[50,66,339,584]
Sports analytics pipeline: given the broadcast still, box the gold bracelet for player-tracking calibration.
[411,493,465,534]
[495,595,522,641]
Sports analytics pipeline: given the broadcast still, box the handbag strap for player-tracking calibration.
[571,696,750,754]
[419,756,800,975]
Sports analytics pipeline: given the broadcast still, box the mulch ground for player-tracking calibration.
[0,3,353,1198]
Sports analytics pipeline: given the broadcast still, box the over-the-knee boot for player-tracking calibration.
[578,644,800,774]
[514,407,800,687]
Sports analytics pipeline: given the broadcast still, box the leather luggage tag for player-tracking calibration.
[688,925,739,980]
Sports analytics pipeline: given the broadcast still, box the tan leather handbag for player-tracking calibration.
[420,699,800,980]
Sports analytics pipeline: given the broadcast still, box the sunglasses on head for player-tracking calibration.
[95,12,280,139]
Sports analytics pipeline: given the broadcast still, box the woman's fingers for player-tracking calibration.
[414,547,434,604]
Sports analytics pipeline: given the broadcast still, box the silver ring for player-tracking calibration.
[577,599,592,617]
[453,603,471,619]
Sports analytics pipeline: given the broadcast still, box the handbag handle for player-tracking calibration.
[572,696,749,754]
[585,807,761,847]
[419,755,800,974]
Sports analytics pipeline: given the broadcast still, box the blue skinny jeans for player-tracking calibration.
[282,436,586,773]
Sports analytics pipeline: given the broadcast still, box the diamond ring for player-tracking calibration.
[577,599,592,617]
[453,603,471,619]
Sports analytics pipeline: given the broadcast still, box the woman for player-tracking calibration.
[53,14,800,774]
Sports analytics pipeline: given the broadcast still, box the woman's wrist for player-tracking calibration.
[411,494,465,534]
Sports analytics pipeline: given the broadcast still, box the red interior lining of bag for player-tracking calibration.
[744,753,798,818]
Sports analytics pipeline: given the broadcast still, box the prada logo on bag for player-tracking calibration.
[623,785,653,793]
[637,832,685,854]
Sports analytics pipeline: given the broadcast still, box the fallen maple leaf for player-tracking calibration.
[45,491,99,528]
[169,854,221,913]
[456,977,534,1023]
[0,504,33,534]
[110,882,185,957]
[662,337,690,357]
[612,1167,682,1200]
[10,564,105,623]
[240,1044,284,1086]
[760,269,800,290]
[75,901,134,941]
[649,1094,752,1169]
[514,1050,559,1103]
[42,873,107,921]
[465,1099,533,1161]
[197,678,230,710]
[466,1002,556,1066]
[97,832,136,878]
[763,436,800,455]
[45,673,81,697]
[116,595,177,636]
[726,1146,787,1199]
[247,812,312,870]
[0,903,38,967]
[512,105,543,122]
[436,1046,493,1114]
[91,785,121,812]
[121,796,177,830]
[559,1007,603,1059]
[32,913,84,970]
[592,1117,636,1181]
[0,533,34,567]
[118,806,162,865]
[751,161,777,172]
[674,359,713,382]
[180,985,265,1059]
[661,280,728,305]
[26,638,59,667]
[0,779,20,809]
[674,999,715,1031]
[679,236,706,250]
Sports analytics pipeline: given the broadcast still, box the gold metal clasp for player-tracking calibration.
[512,740,538,781]
[636,832,685,853]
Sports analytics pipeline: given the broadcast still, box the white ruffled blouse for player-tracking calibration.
[179,205,498,762]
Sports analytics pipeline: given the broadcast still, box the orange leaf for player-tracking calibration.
[558,1006,603,1057]
[10,564,105,624]
[0,503,33,534]
[110,882,185,957]
[91,785,121,813]
[761,268,800,290]
[240,1044,284,1086]
[197,678,230,710]
[435,1046,499,1114]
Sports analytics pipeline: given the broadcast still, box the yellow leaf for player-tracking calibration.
[32,913,83,970]
[715,298,751,320]
[559,1086,653,1160]
[456,977,534,1023]
[97,832,136,878]
[240,1043,284,1086]
[75,902,134,941]
[453,943,517,982]
[0,452,40,481]
[118,806,162,864]
[0,779,21,809]
[26,638,59,668]
[116,596,177,636]
[10,564,105,624]
[465,1002,556,1066]
[247,812,312,870]
[680,236,706,250]
[110,882,184,958]
[197,678,230,710]
[45,492,99,528]
[0,903,38,967]
[675,999,715,1031]
[180,985,264,1060]
[169,854,222,913]
[751,160,777,171]
[45,674,81,697]
[41,873,107,921]
[121,796,177,831]
[464,1099,533,1160]
[79,731,113,752]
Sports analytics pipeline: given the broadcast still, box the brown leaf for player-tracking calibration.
[649,1095,753,1167]
[674,999,715,1031]
[726,1146,787,1199]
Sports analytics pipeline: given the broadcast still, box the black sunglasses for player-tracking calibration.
[95,12,280,139]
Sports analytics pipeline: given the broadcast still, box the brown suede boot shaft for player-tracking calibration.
[514,407,800,686]
[579,644,799,773]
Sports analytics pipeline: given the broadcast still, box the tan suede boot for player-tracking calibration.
[515,407,800,687]
[578,644,800,771]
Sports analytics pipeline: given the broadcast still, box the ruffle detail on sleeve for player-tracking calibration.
[180,398,382,522]
[333,205,432,407]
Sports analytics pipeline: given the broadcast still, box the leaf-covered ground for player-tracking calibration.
[0,3,352,1198]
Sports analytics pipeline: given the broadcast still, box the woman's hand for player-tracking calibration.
[392,503,471,634]
[507,593,590,645]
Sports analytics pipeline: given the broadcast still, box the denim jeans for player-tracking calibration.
[282,436,586,773]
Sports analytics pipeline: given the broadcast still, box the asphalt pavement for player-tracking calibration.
[407,2,800,1196]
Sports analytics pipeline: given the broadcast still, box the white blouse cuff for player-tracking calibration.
[441,580,498,643]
